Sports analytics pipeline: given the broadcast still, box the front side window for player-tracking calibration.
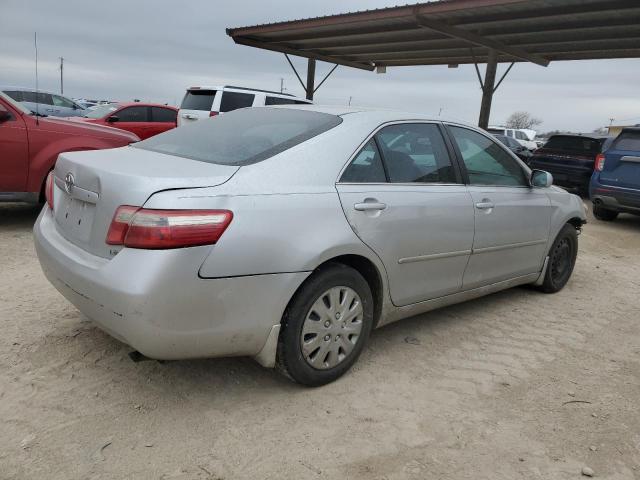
[133,107,342,166]
[117,106,148,122]
[220,92,255,112]
[376,123,457,183]
[515,131,527,140]
[449,126,528,187]
[52,95,75,108]
[265,96,296,106]
[340,139,386,183]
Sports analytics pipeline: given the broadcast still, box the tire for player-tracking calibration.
[276,263,374,386]
[592,204,618,221]
[539,224,578,293]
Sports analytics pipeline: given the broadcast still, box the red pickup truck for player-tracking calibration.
[0,92,139,204]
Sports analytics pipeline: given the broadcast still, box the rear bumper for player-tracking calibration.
[33,208,309,360]
[590,179,640,214]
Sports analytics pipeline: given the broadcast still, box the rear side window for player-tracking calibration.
[151,107,177,123]
[180,90,216,111]
[133,107,343,166]
[340,139,387,183]
[117,106,148,122]
[21,92,53,105]
[613,132,640,151]
[544,135,601,153]
[266,96,297,106]
[220,92,255,112]
[3,91,23,102]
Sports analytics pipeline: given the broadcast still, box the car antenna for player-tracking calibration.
[34,32,40,125]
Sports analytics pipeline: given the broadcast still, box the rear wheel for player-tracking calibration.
[276,263,374,386]
[539,224,578,293]
[593,204,618,221]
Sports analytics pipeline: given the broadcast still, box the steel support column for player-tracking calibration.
[306,58,316,100]
[478,49,498,129]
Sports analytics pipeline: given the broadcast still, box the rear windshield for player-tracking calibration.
[613,131,640,151]
[132,107,343,166]
[180,89,216,111]
[544,135,601,153]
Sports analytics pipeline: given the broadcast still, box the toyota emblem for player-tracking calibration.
[64,173,75,194]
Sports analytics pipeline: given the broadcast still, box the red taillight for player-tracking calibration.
[106,206,233,249]
[209,111,219,117]
[45,172,55,210]
[595,153,605,171]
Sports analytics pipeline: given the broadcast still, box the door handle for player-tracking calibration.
[475,201,494,210]
[354,202,387,211]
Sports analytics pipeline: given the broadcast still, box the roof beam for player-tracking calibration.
[415,15,550,66]
[231,37,374,71]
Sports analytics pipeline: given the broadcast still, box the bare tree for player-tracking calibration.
[505,111,542,130]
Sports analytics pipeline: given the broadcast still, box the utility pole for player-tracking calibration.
[59,57,64,95]
[280,78,286,93]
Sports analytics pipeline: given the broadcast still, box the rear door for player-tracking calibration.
[599,130,640,190]
[0,100,29,193]
[113,106,150,139]
[149,107,177,138]
[337,122,474,306]
[446,125,551,289]
[178,89,217,125]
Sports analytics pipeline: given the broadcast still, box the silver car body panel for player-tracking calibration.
[34,106,586,368]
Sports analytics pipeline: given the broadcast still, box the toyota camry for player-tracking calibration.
[34,106,586,386]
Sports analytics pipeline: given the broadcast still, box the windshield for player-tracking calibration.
[133,107,343,166]
[544,135,602,153]
[84,103,119,118]
[0,91,34,115]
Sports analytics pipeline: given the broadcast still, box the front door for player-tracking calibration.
[113,106,150,139]
[446,125,551,289]
[337,122,474,306]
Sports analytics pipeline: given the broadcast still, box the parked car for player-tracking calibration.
[2,87,86,117]
[494,134,533,162]
[528,134,613,196]
[590,127,640,221]
[34,106,585,386]
[178,85,311,126]
[487,126,538,151]
[70,102,178,140]
[0,92,139,204]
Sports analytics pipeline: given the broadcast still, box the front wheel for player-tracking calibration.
[538,224,578,293]
[276,263,374,386]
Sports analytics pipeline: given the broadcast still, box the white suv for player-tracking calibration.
[177,85,311,126]
[488,126,538,151]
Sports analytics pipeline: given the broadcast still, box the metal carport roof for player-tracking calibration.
[227,0,640,127]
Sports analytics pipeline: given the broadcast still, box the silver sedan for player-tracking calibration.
[34,106,586,386]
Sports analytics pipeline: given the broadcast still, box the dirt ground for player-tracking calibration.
[1,201,639,480]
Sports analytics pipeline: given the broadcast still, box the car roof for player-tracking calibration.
[186,85,309,100]
[114,102,178,110]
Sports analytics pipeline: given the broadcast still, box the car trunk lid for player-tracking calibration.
[51,146,238,258]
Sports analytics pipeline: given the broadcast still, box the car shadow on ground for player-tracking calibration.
[0,202,42,229]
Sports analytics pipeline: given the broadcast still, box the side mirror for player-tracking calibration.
[107,115,119,123]
[0,110,11,123]
[531,169,553,188]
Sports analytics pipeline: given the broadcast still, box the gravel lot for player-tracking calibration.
[1,201,639,479]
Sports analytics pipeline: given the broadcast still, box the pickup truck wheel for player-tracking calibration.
[276,263,374,387]
[593,204,618,221]
[539,224,578,293]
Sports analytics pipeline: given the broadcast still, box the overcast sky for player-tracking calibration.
[2,0,640,132]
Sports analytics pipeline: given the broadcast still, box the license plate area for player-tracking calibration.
[55,193,96,244]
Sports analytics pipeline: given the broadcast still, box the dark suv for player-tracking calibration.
[590,127,640,221]
[528,134,613,195]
